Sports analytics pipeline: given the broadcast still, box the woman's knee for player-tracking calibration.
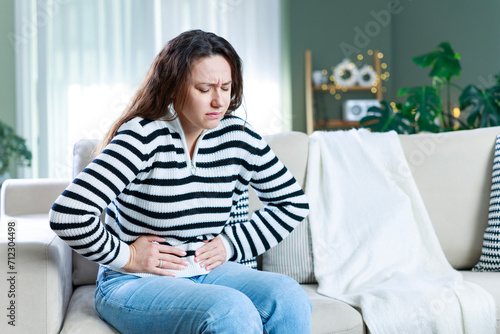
[268,274,312,310]
[205,290,262,332]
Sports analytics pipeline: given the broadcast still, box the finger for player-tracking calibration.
[158,245,188,257]
[205,260,223,271]
[144,235,167,243]
[196,250,224,267]
[195,248,214,262]
[160,255,189,268]
[195,241,217,257]
[158,260,188,271]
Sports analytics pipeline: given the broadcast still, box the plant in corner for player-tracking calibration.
[360,42,500,133]
[0,119,32,184]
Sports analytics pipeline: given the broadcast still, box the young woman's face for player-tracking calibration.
[177,55,232,140]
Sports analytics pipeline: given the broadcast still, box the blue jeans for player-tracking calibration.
[95,262,312,333]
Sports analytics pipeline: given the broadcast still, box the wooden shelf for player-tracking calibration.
[313,85,375,92]
[314,120,360,128]
[305,49,383,134]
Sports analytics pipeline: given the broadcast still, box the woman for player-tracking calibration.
[50,29,311,333]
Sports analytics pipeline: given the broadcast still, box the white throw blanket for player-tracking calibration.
[306,129,496,334]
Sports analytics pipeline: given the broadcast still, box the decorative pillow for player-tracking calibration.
[261,217,316,284]
[473,134,500,271]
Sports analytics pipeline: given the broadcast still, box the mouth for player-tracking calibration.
[205,112,222,119]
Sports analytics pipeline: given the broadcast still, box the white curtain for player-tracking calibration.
[14,0,282,179]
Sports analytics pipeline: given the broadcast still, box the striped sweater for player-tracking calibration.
[49,115,309,277]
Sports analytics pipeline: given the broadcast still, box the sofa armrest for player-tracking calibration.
[1,178,70,217]
[0,215,73,334]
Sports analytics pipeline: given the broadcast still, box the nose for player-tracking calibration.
[211,89,224,108]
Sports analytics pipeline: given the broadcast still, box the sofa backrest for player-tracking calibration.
[261,127,500,274]
[399,126,500,269]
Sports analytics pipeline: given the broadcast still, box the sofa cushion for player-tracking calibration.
[62,284,365,334]
[303,284,365,334]
[398,126,500,269]
[474,134,500,271]
[60,285,118,333]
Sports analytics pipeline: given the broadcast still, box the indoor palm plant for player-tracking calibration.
[360,42,500,133]
[0,119,32,185]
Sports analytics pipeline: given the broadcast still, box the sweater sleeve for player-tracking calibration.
[49,119,148,270]
[222,132,310,262]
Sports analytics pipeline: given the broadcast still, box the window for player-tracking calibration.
[14,0,282,178]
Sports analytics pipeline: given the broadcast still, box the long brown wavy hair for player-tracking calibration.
[95,30,244,155]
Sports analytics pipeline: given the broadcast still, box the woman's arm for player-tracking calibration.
[221,133,309,262]
[49,119,165,272]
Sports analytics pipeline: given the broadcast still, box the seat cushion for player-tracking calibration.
[61,284,364,334]
[60,285,118,334]
[303,284,365,334]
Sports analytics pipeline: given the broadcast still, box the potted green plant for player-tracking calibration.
[360,42,500,133]
[0,119,32,185]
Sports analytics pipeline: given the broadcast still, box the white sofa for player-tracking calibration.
[2,126,500,334]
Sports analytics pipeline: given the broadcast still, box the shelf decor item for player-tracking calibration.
[333,59,359,87]
[312,69,329,86]
[305,49,384,134]
[357,64,378,87]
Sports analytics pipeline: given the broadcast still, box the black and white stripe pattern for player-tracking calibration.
[474,134,500,271]
[50,115,309,277]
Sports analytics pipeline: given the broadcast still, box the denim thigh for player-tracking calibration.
[94,266,262,334]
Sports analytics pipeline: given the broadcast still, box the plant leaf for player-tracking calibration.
[360,101,415,134]
[398,86,443,132]
[460,84,500,128]
[0,120,32,175]
[412,42,461,81]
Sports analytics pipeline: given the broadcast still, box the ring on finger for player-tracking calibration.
[158,259,163,268]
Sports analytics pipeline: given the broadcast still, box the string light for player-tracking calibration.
[324,50,389,101]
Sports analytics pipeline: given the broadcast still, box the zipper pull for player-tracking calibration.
[190,161,196,175]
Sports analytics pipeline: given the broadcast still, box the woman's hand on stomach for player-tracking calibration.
[194,236,227,271]
[123,235,189,276]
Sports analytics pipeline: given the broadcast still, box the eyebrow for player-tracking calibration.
[195,81,232,86]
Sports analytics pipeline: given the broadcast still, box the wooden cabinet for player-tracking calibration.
[305,50,383,134]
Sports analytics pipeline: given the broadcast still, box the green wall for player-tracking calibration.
[285,0,500,132]
[392,0,500,106]
[0,0,16,129]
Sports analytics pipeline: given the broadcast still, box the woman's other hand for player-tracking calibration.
[194,236,227,271]
[123,235,188,276]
